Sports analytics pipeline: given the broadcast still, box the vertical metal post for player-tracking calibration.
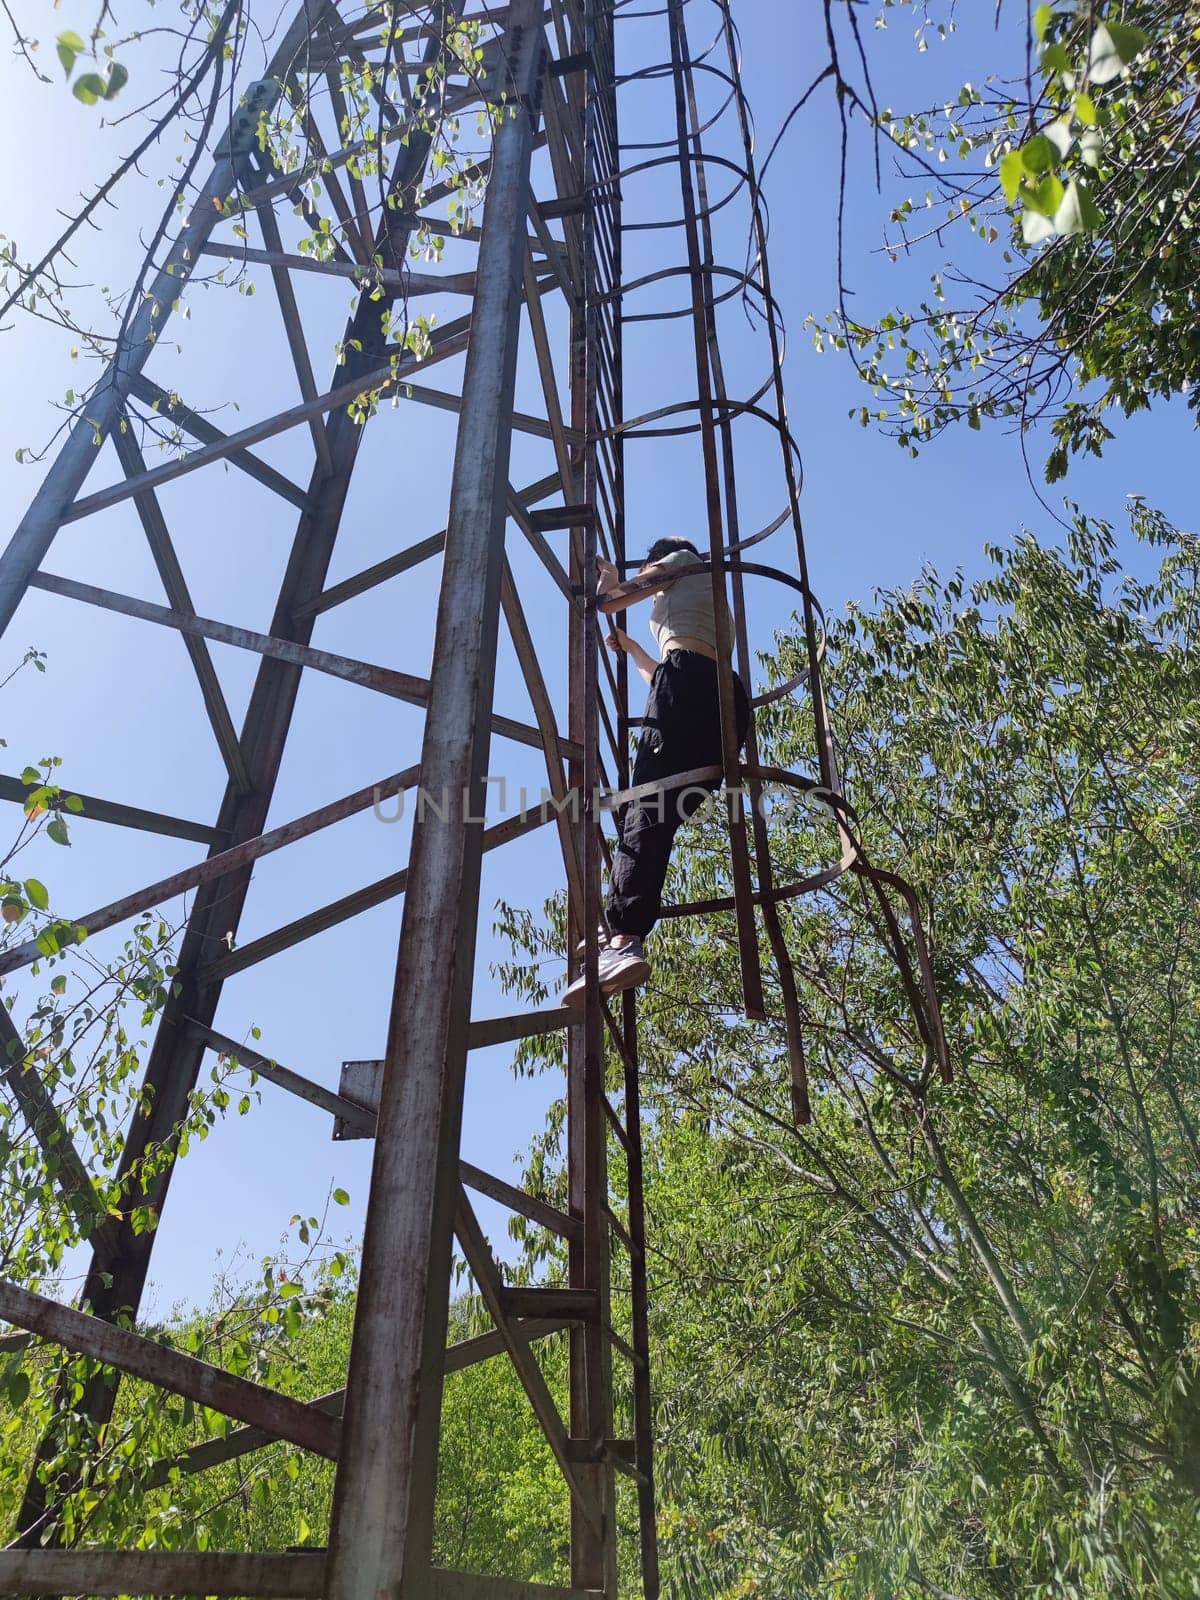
[591,4,659,1587]
[677,9,812,1121]
[324,9,546,1597]
[565,4,618,1590]
[714,1,838,799]
[664,0,765,1021]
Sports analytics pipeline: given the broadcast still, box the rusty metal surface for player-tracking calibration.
[0,1551,327,1599]
[0,1279,341,1459]
[324,9,550,1592]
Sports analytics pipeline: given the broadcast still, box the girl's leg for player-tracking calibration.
[605,652,727,940]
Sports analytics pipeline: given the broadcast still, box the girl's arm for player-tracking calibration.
[606,628,658,686]
[596,555,693,616]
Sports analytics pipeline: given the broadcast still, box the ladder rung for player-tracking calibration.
[537,194,590,220]
[498,1287,600,1322]
[549,51,594,78]
[529,503,595,531]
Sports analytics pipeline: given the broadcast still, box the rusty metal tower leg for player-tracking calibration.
[564,4,621,1589]
[324,9,549,1595]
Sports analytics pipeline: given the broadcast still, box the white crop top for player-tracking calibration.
[647,547,732,656]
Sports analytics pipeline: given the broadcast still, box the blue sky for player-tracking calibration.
[0,0,1195,1316]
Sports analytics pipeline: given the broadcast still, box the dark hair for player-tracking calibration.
[641,537,702,569]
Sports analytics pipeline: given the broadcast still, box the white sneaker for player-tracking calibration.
[574,923,612,959]
[563,938,650,1006]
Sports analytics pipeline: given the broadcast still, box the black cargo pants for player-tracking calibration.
[606,648,751,939]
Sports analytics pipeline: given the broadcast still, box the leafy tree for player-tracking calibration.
[1,0,498,383]
[506,504,1200,1597]
[811,1,1200,477]
[0,1263,576,1582]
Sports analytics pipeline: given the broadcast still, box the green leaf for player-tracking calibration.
[1107,22,1148,65]
[1041,42,1071,74]
[46,817,70,847]
[1021,206,1056,246]
[1000,150,1024,204]
[104,62,129,99]
[24,879,48,911]
[1079,126,1102,168]
[332,1187,350,1205]
[1054,179,1104,235]
[1087,23,1142,84]
[1020,135,1058,176]
[57,29,86,51]
[72,73,106,105]
[57,39,79,77]
[1044,118,1073,159]
[1033,5,1053,41]
[1074,91,1097,126]
[1024,173,1065,218]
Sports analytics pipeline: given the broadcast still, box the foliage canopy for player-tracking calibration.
[819,1,1200,479]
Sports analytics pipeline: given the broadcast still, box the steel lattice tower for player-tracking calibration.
[0,1,950,1596]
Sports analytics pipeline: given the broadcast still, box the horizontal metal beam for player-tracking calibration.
[467,1007,576,1050]
[443,1317,573,1375]
[145,1389,345,1489]
[294,527,448,620]
[0,774,223,846]
[129,377,312,510]
[334,1010,575,1092]
[144,1320,571,1489]
[496,1287,600,1322]
[199,242,479,297]
[31,570,431,700]
[60,324,476,526]
[0,768,421,979]
[198,798,564,983]
[392,380,584,447]
[460,1162,581,1242]
[189,1021,378,1135]
[30,572,575,758]
[189,1027,577,1239]
[293,471,561,620]
[0,1550,325,1598]
[0,1279,340,1459]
